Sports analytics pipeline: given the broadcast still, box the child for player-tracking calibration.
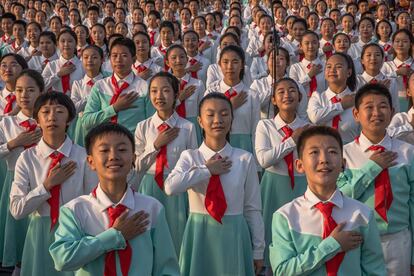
[42,29,85,94]
[74,24,89,58]
[49,122,180,275]
[9,92,98,276]
[192,16,214,62]
[82,38,149,134]
[255,77,309,269]
[28,31,59,73]
[269,126,386,275]
[2,20,28,55]
[205,45,260,155]
[0,53,28,117]
[0,13,16,48]
[319,18,336,61]
[281,18,306,64]
[375,20,394,62]
[381,29,414,112]
[18,22,41,61]
[166,45,205,143]
[131,31,162,81]
[388,73,414,144]
[135,71,197,255]
[164,92,265,275]
[307,53,360,144]
[289,31,326,97]
[348,17,375,61]
[71,45,105,146]
[90,24,108,58]
[340,13,358,42]
[0,70,42,273]
[182,30,211,84]
[147,10,161,46]
[339,83,414,275]
[151,21,175,70]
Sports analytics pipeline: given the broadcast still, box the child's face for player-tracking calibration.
[39,36,56,56]
[292,23,305,41]
[132,9,143,22]
[272,80,300,112]
[308,15,319,30]
[300,34,319,58]
[198,98,232,141]
[92,26,105,45]
[134,34,150,57]
[15,75,41,110]
[342,16,353,31]
[82,48,102,72]
[110,45,134,76]
[359,20,373,39]
[115,24,128,37]
[193,18,206,34]
[59,33,76,57]
[27,24,40,43]
[268,52,287,75]
[37,102,70,133]
[377,5,388,19]
[88,11,99,23]
[105,22,115,37]
[377,22,391,40]
[180,9,191,24]
[219,51,243,82]
[353,94,393,136]
[149,76,176,113]
[361,46,383,72]
[206,14,215,29]
[296,135,344,188]
[259,17,272,34]
[160,27,173,46]
[220,36,237,49]
[321,20,334,38]
[166,47,187,71]
[147,14,158,28]
[87,133,134,183]
[393,32,411,57]
[325,55,351,85]
[183,33,198,52]
[397,13,411,29]
[13,25,25,40]
[0,56,23,84]
[333,35,350,53]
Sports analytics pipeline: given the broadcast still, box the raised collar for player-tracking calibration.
[151,111,179,129]
[304,188,344,210]
[37,136,73,159]
[113,71,135,85]
[325,86,352,100]
[219,80,245,94]
[199,142,233,161]
[93,184,135,212]
[273,113,301,131]
[357,132,392,152]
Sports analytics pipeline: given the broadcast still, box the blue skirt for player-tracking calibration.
[187,116,203,146]
[229,133,253,153]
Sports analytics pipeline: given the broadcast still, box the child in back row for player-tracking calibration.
[270,126,386,275]
[50,123,180,276]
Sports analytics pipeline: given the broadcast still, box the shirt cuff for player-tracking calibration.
[34,183,51,198]
[362,159,383,178]
[318,236,341,257]
[284,137,296,149]
[104,105,117,118]
[96,228,126,252]
[252,249,264,260]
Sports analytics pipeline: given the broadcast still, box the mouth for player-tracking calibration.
[317,168,333,174]
[106,164,123,169]
[46,124,58,129]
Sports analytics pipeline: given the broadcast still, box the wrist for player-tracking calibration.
[7,140,16,151]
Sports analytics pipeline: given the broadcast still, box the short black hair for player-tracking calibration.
[110,37,136,58]
[297,126,343,158]
[17,69,45,92]
[159,20,175,34]
[149,71,179,98]
[85,122,135,155]
[33,92,76,122]
[355,83,392,109]
[1,12,16,22]
[219,45,245,80]
[0,53,28,69]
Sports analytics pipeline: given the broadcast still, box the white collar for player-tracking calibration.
[304,188,344,210]
[356,132,392,152]
[37,136,73,159]
[93,184,135,212]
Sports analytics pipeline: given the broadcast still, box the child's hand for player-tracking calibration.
[113,92,139,112]
[178,85,197,102]
[187,61,203,73]
[57,63,76,77]
[30,49,41,57]
[113,210,150,241]
[7,129,42,150]
[153,127,180,150]
[230,91,248,109]
[350,36,359,43]
[308,64,322,78]
[340,94,356,109]
[206,156,232,175]
[330,222,363,252]
[137,68,152,80]
[369,150,398,169]
[291,125,311,143]
[199,40,211,52]
[396,66,413,77]
[322,44,334,53]
[43,161,77,191]
[254,259,264,275]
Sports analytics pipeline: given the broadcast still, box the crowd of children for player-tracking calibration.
[0,0,414,275]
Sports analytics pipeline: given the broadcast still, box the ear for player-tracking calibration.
[295,158,305,174]
[197,116,203,129]
[352,106,359,122]
[347,68,352,78]
[342,158,346,171]
[87,155,96,171]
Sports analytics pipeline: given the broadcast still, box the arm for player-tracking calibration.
[0,123,12,159]
[243,155,265,260]
[70,82,88,113]
[269,212,341,275]
[387,115,413,139]
[42,62,61,91]
[307,94,343,124]
[288,64,311,87]
[49,207,126,271]
[134,123,159,175]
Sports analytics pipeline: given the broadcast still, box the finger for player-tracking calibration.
[335,222,345,232]
[116,209,129,221]
[131,210,148,221]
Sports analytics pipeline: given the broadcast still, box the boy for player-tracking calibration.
[0,13,16,48]
[270,126,386,275]
[2,20,28,54]
[50,123,180,275]
[82,38,149,134]
[339,83,414,276]
[151,20,174,69]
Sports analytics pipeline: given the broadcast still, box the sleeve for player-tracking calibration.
[297,84,309,121]
[243,155,265,260]
[42,62,61,91]
[71,82,88,113]
[244,66,253,87]
[269,212,341,275]
[360,212,387,276]
[254,120,296,169]
[0,122,11,159]
[408,162,414,265]
[206,65,217,88]
[134,122,159,175]
[49,207,126,271]
[164,151,211,195]
[81,85,116,132]
[390,79,400,112]
[9,155,51,219]
[250,93,261,152]
[337,160,383,199]
[82,160,99,194]
[187,124,198,150]
[307,93,343,124]
[387,115,413,139]
[289,64,312,87]
[151,207,180,276]
[250,58,261,80]
[380,63,396,78]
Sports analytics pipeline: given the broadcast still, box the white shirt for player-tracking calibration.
[28,53,59,73]
[198,35,215,62]
[164,142,265,259]
[307,87,360,144]
[2,40,29,55]
[131,58,162,81]
[0,112,38,170]
[174,73,205,118]
[71,73,104,114]
[17,44,38,59]
[381,57,414,100]
[10,136,98,219]
[135,111,198,177]
[0,87,16,117]
[250,56,268,80]
[288,58,326,95]
[42,55,85,94]
[255,114,308,174]
[150,43,169,68]
[206,64,252,88]
[387,107,414,145]
[348,39,370,60]
[186,54,210,85]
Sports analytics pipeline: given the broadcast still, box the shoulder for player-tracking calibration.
[206,80,221,92]
[231,147,254,163]
[343,140,360,155]
[64,194,95,212]
[342,195,372,220]
[276,196,307,222]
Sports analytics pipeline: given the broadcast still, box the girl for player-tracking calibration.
[307,53,360,144]
[205,12,220,40]
[289,31,326,97]
[135,71,197,255]
[18,22,41,61]
[166,45,205,144]
[282,18,306,63]
[348,17,375,60]
[28,31,59,73]
[333,32,363,74]
[68,8,81,29]
[381,29,414,112]
[103,17,116,40]
[250,32,274,80]
[172,21,182,44]
[251,47,308,120]
[132,31,162,81]
[42,29,85,95]
[164,92,265,275]
[182,30,211,84]
[396,11,412,31]
[307,12,320,34]
[115,22,129,38]
[340,13,358,43]
[49,122,180,275]
[9,92,97,276]
[388,73,414,144]
[71,46,105,146]
[376,19,394,62]
[255,77,309,269]
[246,14,272,59]
[74,24,89,58]
[0,54,28,117]
[179,7,192,33]
[49,16,62,38]
[90,24,108,58]
[319,18,336,61]
[205,45,260,155]
[193,16,215,62]
[0,70,43,272]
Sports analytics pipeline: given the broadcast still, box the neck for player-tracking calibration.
[136,54,149,63]
[329,83,347,94]
[361,36,371,43]
[43,132,66,150]
[309,184,336,201]
[44,52,54,59]
[86,69,100,78]
[205,137,226,152]
[397,53,409,61]
[62,54,73,60]
[173,68,186,78]
[99,180,128,204]
[187,50,197,57]
[223,78,241,87]
[5,82,15,91]
[362,130,386,144]
[279,111,296,124]
[304,55,317,61]
[365,69,379,77]
[21,108,33,117]
[115,70,131,79]
[157,109,173,121]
